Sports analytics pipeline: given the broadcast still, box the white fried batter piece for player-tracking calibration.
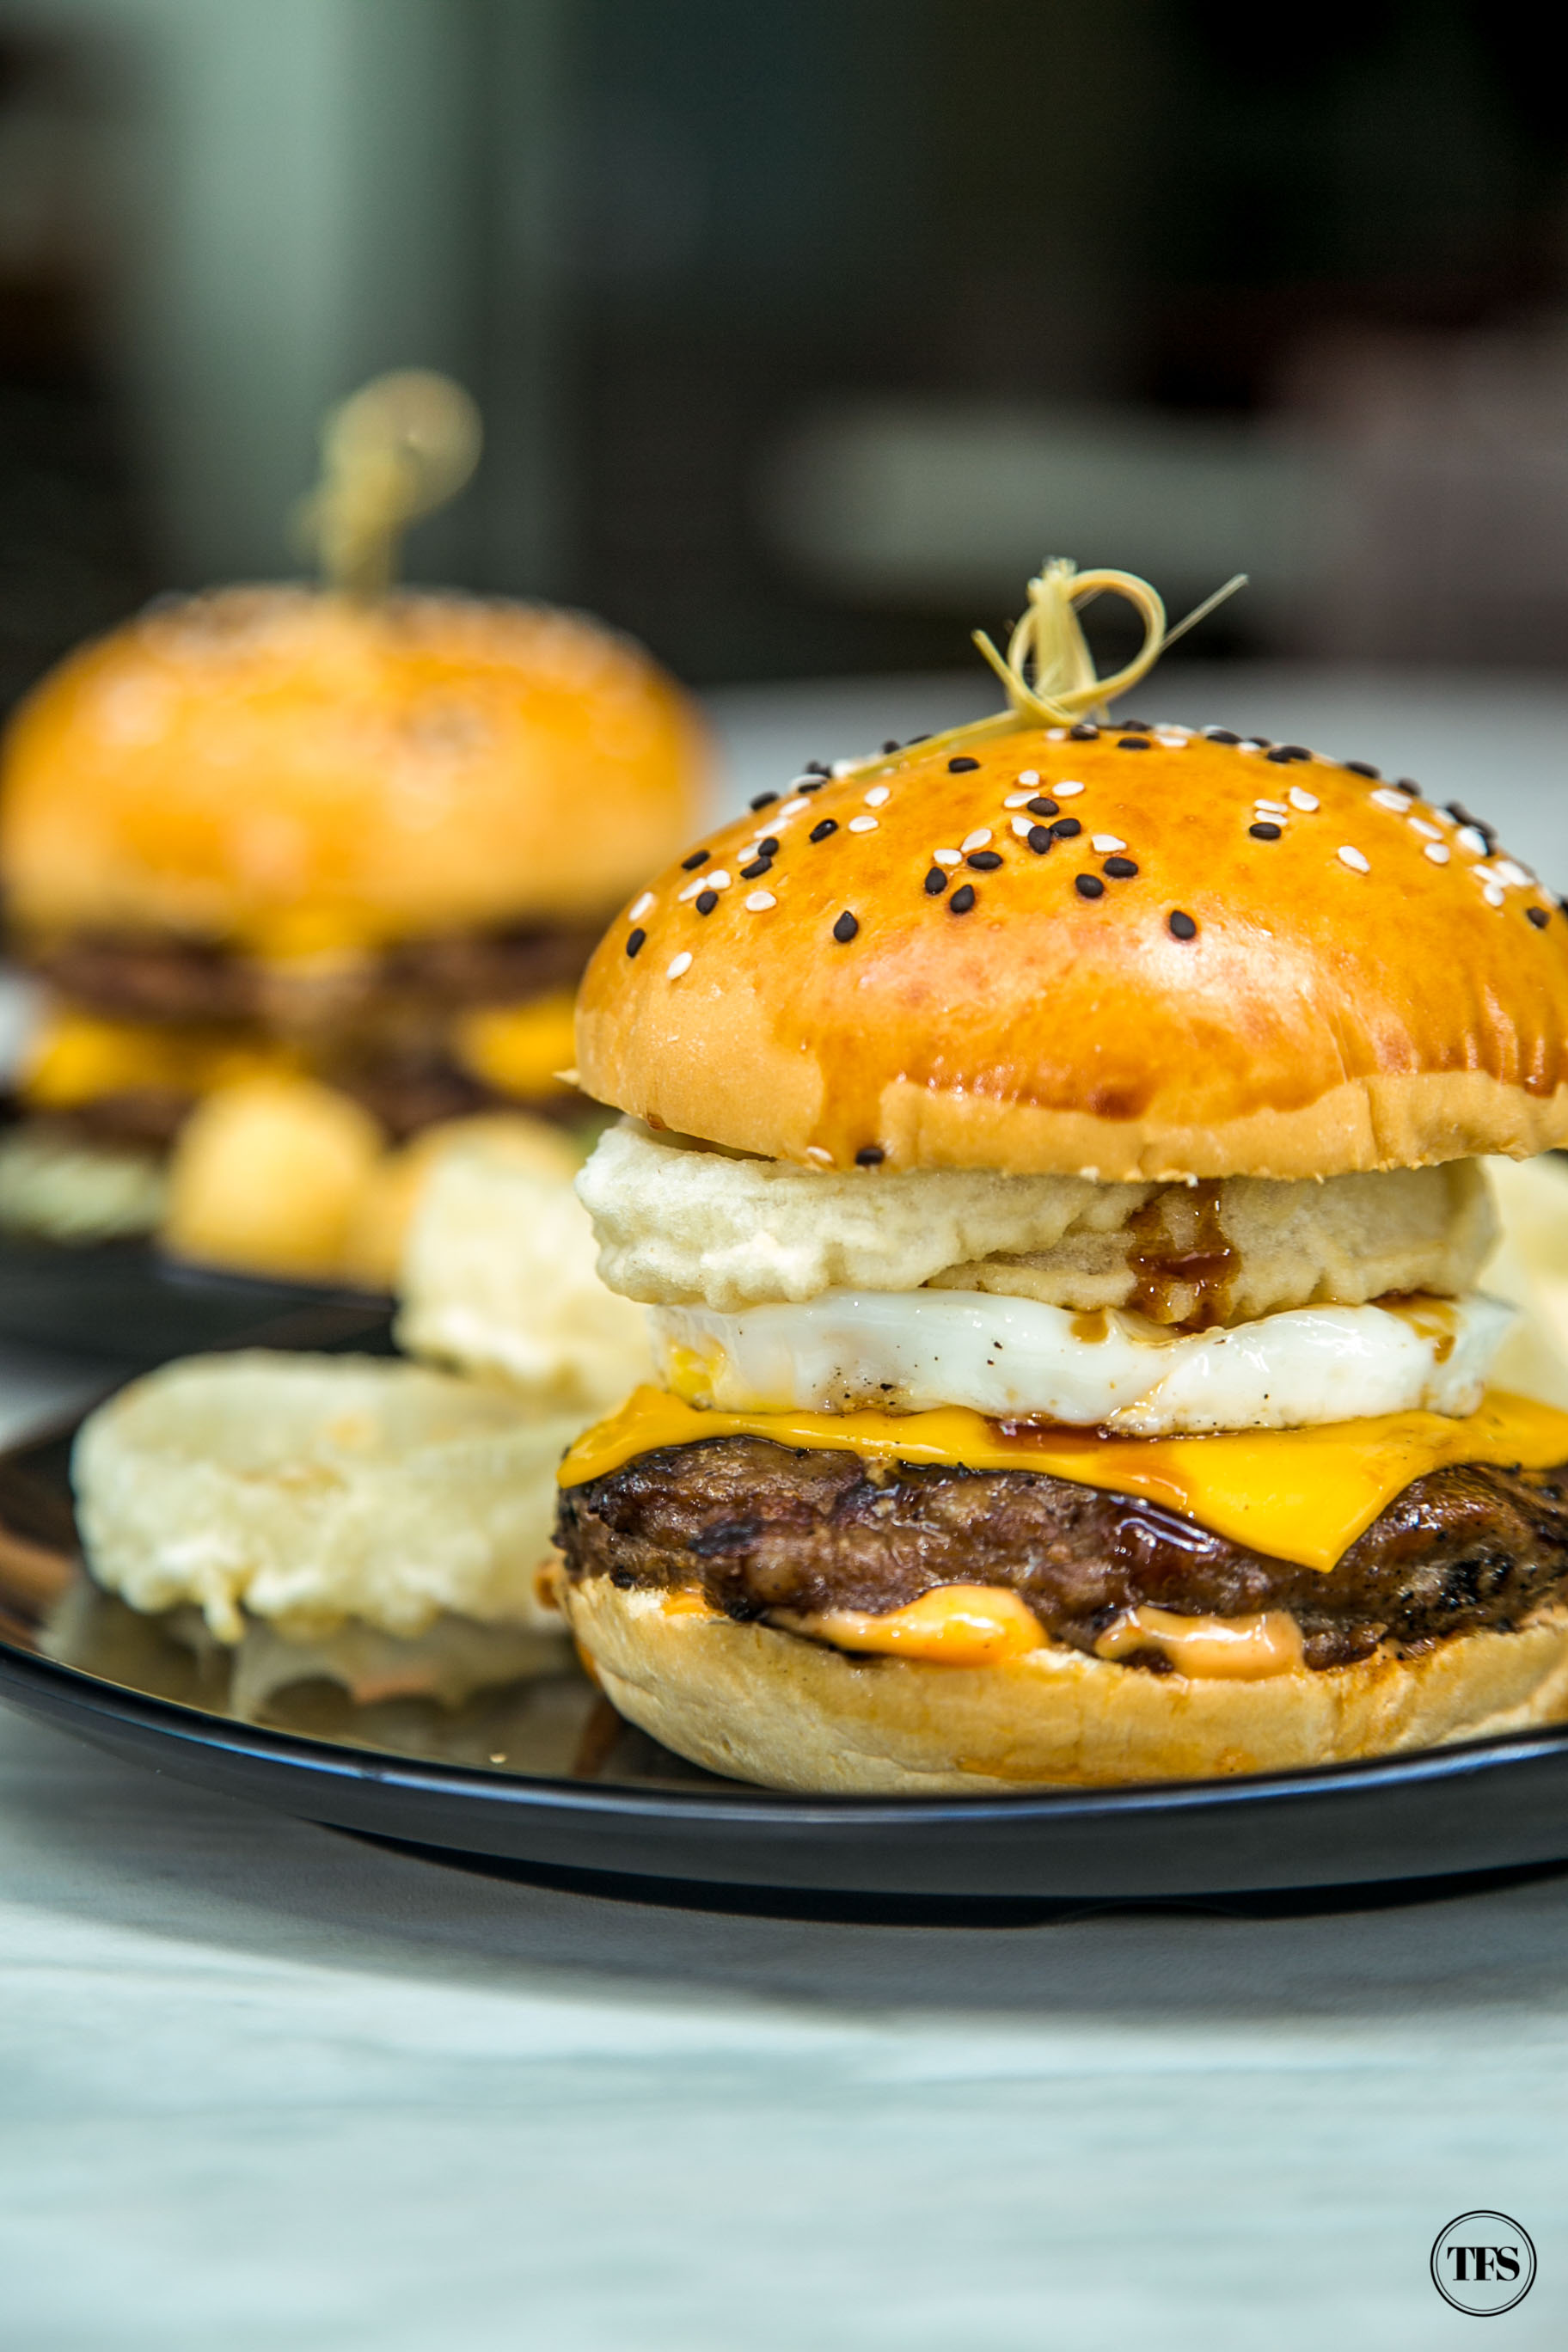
[579,1118,1495,1324]
[73,1352,579,1644]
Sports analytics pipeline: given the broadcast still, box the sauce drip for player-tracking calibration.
[1376,1293,1457,1363]
[1126,1180,1236,1329]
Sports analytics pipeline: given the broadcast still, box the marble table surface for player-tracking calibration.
[4,663,1568,2349]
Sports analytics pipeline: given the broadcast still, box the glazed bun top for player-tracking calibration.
[574,720,1568,1180]
[0,587,706,953]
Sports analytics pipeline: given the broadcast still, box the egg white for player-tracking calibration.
[648,1289,1514,1435]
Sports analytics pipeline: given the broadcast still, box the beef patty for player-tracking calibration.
[555,1436,1568,1672]
[23,919,601,1031]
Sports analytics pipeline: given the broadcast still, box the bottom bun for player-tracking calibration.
[559,1577,1568,1791]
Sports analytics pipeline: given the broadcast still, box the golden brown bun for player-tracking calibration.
[575,726,1568,1179]
[0,587,706,951]
[560,1577,1568,1791]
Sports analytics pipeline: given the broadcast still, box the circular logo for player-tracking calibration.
[1430,2213,1536,2315]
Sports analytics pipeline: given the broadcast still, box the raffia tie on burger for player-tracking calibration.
[548,560,1568,1792]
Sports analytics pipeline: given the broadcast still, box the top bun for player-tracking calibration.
[0,587,705,953]
[574,721,1568,1180]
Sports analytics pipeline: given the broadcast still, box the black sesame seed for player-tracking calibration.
[1104,855,1138,878]
[1528,905,1550,929]
[1204,729,1240,744]
[832,910,859,943]
[626,928,646,958]
[1116,737,1151,750]
[1075,873,1106,900]
[1249,821,1283,841]
[749,791,779,810]
[855,1145,885,1167]
[966,848,1003,870]
[1265,744,1312,763]
[799,780,825,793]
[1069,722,1099,740]
[1343,760,1381,779]
[681,849,709,872]
[906,732,932,744]
[949,883,977,914]
[805,759,831,775]
[1168,910,1198,940]
[695,889,719,915]
[1026,826,1053,854]
[924,867,948,894]
[757,836,781,855]
[1026,795,1058,817]
[948,755,980,772]
[1050,816,1082,838]
[740,856,773,879]
[810,818,838,842]
[881,739,901,755]
[1117,719,1153,731]
[1395,779,1420,797]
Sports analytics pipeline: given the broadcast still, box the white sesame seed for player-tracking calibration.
[1369,787,1410,812]
[863,784,890,807]
[1238,740,1265,753]
[1424,841,1450,865]
[933,848,961,867]
[1055,780,1085,797]
[787,775,820,790]
[1011,815,1036,839]
[1155,723,1191,737]
[678,868,730,900]
[1017,769,1041,784]
[628,892,655,922]
[1288,787,1319,812]
[1456,826,1490,858]
[1046,728,1067,739]
[666,951,693,978]
[830,758,859,777]
[1091,834,1126,854]
[1495,858,1534,888]
[744,890,776,911]
[775,796,811,820]
[1483,880,1506,907]
[961,828,993,853]
[848,815,878,834]
[805,1145,833,1166]
[1155,733,1188,749]
[1003,791,1035,808]
[1409,816,1442,840]
[1253,799,1289,816]
[1337,845,1370,873]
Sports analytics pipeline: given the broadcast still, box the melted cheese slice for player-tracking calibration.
[558,1384,1568,1574]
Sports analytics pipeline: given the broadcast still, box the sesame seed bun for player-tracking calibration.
[574,726,1568,1180]
[0,587,706,953]
[559,1574,1568,1791]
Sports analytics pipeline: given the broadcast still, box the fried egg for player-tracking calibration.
[648,1288,1513,1436]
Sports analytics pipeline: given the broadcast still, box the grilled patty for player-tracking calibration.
[555,1437,1568,1671]
[23,920,601,1031]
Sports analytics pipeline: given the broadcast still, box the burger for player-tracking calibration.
[550,636,1568,1788]
[0,584,705,1272]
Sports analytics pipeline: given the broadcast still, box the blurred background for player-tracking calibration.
[2,1,1568,741]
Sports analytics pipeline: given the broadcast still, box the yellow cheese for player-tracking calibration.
[451,991,579,1100]
[21,1011,299,1108]
[557,1384,1568,1574]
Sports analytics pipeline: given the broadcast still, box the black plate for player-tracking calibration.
[0,1231,391,1362]
[3,1409,1568,1906]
